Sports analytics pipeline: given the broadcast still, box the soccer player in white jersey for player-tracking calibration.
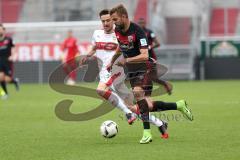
[80,9,136,124]
[81,9,168,138]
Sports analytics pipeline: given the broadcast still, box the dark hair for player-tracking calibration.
[110,4,128,18]
[99,9,110,17]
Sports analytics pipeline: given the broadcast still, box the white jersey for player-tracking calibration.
[92,29,120,83]
[92,29,118,70]
[91,29,133,101]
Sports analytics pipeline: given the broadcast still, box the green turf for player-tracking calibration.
[0,80,240,160]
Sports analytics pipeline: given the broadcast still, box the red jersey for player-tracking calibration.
[62,37,79,60]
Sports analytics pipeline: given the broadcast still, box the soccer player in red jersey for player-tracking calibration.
[137,18,173,95]
[109,4,193,144]
[81,10,168,135]
[61,30,80,85]
[138,18,160,61]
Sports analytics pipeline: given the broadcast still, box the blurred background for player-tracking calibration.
[1,0,240,83]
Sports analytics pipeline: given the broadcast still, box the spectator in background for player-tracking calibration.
[137,18,160,60]
[0,24,19,99]
[61,30,80,85]
[138,18,172,95]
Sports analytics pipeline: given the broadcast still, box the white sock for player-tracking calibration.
[105,90,132,114]
[149,114,163,127]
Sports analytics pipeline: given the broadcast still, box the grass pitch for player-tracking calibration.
[0,80,240,160]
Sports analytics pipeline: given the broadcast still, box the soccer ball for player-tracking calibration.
[100,120,118,138]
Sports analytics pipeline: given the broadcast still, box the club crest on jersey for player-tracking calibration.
[112,36,117,41]
[128,36,134,42]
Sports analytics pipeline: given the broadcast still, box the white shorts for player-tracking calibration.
[99,55,133,101]
[99,69,111,83]
[98,65,125,84]
[99,55,125,84]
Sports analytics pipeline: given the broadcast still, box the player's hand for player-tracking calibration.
[8,56,15,62]
[116,58,126,67]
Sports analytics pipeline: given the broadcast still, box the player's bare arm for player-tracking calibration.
[152,37,160,49]
[111,47,121,64]
[8,46,16,61]
[106,47,121,71]
[80,45,96,64]
[116,48,149,67]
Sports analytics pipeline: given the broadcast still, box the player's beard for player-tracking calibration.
[115,23,124,31]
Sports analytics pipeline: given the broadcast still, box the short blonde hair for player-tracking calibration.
[110,4,128,18]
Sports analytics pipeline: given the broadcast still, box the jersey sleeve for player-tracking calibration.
[91,31,97,46]
[136,26,148,49]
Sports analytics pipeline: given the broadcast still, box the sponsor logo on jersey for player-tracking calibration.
[96,42,118,51]
[128,35,133,42]
[140,38,147,46]
[112,36,117,41]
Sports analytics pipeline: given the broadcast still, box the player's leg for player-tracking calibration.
[97,69,136,124]
[149,100,193,121]
[0,69,7,99]
[68,60,77,84]
[2,61,20,91]
[115,81,168,138]
[0,87,6,98]
[97,82,136,124]
[149,62,173,95]
[113,82,137,124]
[129,76,151,142]
[144,85,193,121]
[62,58,75,85]
[132,85,152,143]
[0,62,8,97]
[108,62,137,124]
[153,78,173,95]
[114,82,134,109]
[146,62,193,120]
[141,80,169,138]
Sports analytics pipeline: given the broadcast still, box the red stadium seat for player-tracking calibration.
[1,0,25,23]
[165,17,191,44]
[210,8,239,36]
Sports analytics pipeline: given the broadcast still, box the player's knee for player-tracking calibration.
[4,76,11,82]
[0,72,5,81]
[96,88,105,96]
[128,104,137,113]
[96,84,108,96]
[145,97,153,109]
[133,86,144,101]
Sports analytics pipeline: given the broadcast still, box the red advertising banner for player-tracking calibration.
[14,42,91,61]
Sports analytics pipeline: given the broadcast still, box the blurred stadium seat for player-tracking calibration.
[0,0,24,23]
